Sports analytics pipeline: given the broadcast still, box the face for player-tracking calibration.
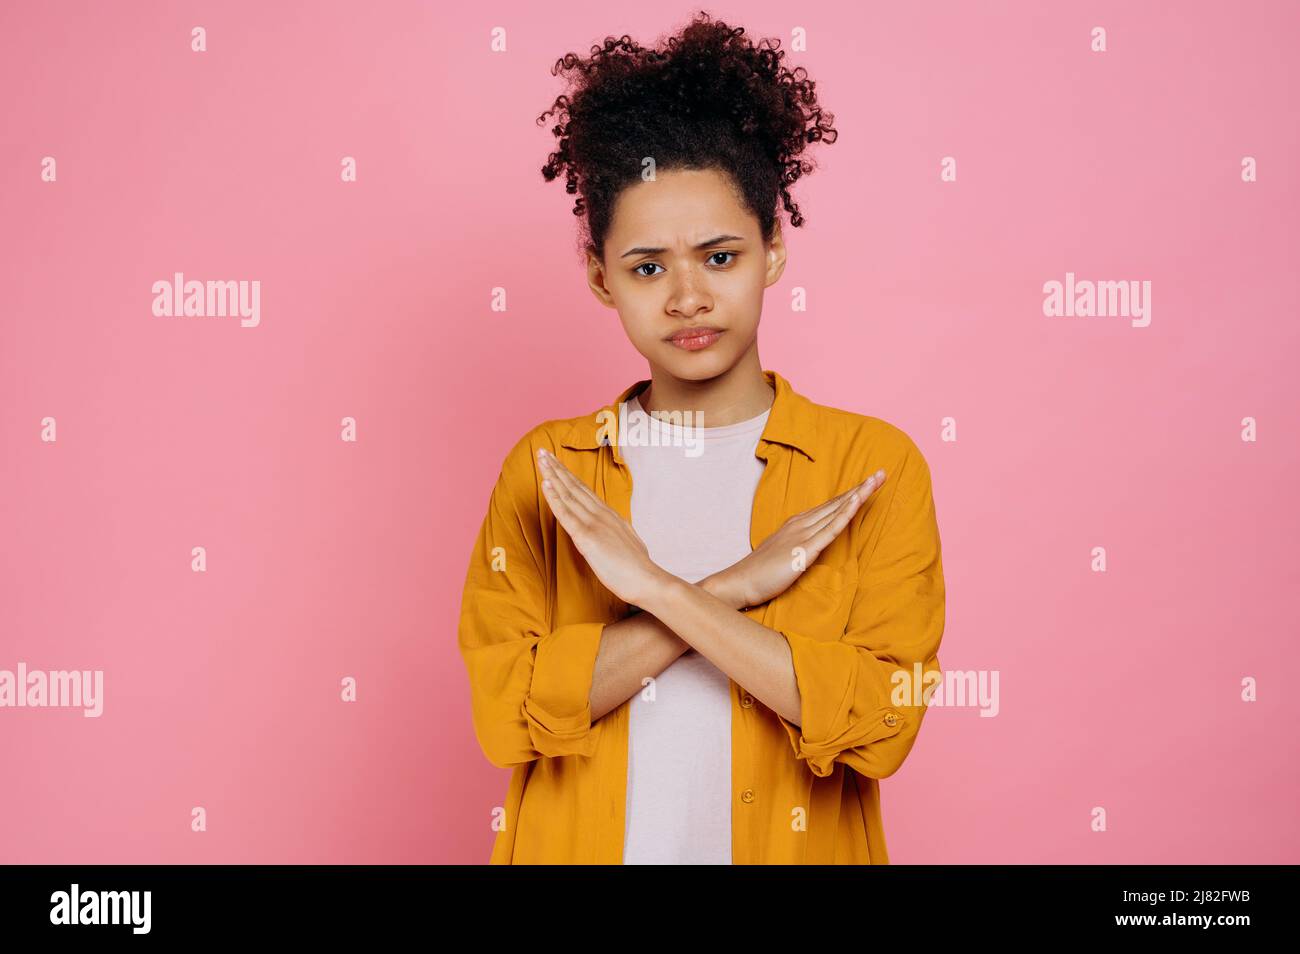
[586,167,787,382]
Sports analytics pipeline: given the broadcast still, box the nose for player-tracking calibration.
[667,268,711,317]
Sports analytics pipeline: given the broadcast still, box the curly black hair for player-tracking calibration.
[537,10,838,262]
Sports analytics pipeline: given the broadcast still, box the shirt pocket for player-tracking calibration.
[770,562,854,639]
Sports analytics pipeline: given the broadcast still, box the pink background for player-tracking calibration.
[2,0,1297,863]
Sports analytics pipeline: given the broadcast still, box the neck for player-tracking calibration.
[637,348,773,429]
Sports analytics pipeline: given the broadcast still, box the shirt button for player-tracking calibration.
[740,693,754,708]
[740,789,755,804]
[883,712,899,727]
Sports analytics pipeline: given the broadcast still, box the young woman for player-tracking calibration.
[458,12,945,864]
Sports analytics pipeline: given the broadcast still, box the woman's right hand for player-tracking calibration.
[719,468,887,609]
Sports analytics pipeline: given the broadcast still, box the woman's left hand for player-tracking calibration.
[536,447,665,607]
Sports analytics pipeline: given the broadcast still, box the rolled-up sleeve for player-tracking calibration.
[457,433,607,768]
[776,441,945,779]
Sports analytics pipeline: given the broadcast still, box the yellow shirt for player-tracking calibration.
[457,368,946,863]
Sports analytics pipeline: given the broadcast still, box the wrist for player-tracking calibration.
[699,569,748,610]
[633,565,681,614]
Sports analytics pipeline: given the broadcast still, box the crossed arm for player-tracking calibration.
[459,435,943,777]
[585,572,784,722]
[536,447,885,726]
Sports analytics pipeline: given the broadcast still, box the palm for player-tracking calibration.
[535,448,658,606]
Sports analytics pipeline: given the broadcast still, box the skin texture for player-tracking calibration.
[544,167,886,724]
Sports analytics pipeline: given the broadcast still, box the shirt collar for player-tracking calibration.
[559,368,820,462]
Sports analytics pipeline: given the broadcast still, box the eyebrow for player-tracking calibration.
[620,234,746,258]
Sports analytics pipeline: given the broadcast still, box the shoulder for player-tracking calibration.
[806,398,933,501]
[495,413,588,482]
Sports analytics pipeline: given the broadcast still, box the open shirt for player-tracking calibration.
[456,368,946,863]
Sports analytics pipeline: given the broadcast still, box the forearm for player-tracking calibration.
[588,611,688,722]
[588,574,746,722]
[636,572,802,725]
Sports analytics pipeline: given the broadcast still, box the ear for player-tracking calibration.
[764,220,788,287]
[585,247,617,308]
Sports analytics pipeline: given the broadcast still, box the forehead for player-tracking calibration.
[608,168,752,242]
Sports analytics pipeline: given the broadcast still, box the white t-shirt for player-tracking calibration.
[620,392,770,864]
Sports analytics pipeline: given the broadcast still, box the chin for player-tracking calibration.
[658,348,732,379]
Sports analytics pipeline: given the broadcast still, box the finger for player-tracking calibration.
[809,470,885,535]
[538,458,591,529]
[795,467,887,525]
[537,449,603,518]
[807,497,863,553]
[540,473,578,532]
[850,468,887,499]
[807,482,869,536]
[807,472,888,550]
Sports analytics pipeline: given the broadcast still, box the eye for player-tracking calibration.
[632,252,737,278]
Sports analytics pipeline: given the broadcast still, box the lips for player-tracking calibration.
[667,326,724,342]
[666,326,725,351]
